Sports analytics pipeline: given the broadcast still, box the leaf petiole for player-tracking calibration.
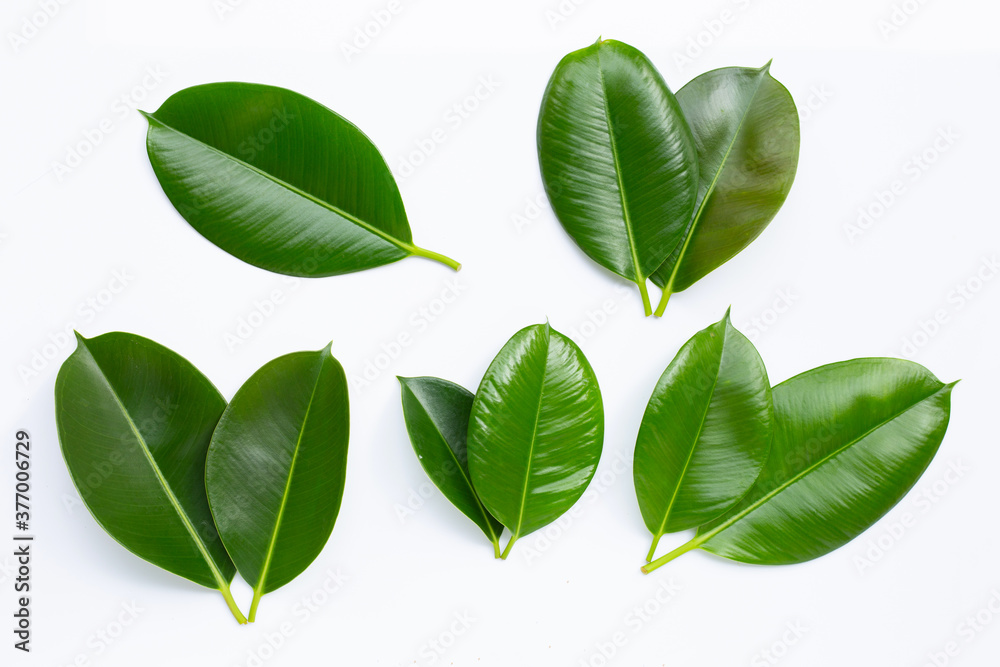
[638,280,652,317]
[641,535,705,574]
[405,244,462,271]
[499,534,518,560]
[653,287,672,317]
[219,585,248,624]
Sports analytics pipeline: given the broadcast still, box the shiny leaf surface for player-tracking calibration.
[206,344,349,620]
[143,82,459,277]
[634,311,772,560]
[467,323,604,558]
[538,39,698,314]
[651,64,800,315]
[399,376,504,556]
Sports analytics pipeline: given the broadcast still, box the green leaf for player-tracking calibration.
[651,63,800,316]
[467,323,604,558]
[634,310,772,561]
[206,344,349,621]
[398,376,504,557]
[142,82,459,277]
[643,359,956,572]
[537,39,699,316]
[54,332,245,623]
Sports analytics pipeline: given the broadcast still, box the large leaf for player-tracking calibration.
[206,344,349,621]
[643,359,955,571]
[537,39,698,316]
[54,332,245,623]
[651,64,800,315]
[399,376,504,556]
[467,323,604,558]
[143,82,459,277]
[634,310,772,561]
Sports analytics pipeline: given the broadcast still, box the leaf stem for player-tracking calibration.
[407,244,462,271]
[500,534,518,560]
[249,588,263,623]
[219,586,248,624]
[638,280,652,317]
[646,535,662,563]
[653,287,672,318]
[641,536,704,574]
[492,537,502,559]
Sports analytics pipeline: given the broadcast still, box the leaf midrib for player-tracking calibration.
[695,383,948,549]
[77,340,230,591]
[145,113,415,256]
[510,329,552,540]
[659,68,770,291]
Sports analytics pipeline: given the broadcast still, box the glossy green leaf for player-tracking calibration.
[644,359,955,571]
[398,376,504,557]
[143,82,459,278]
[467,323,604,558]
[206,344,349,621]
[54,332,245,623]
[651,64,800,315]
[538,39,699,315]
[634,310,772,561]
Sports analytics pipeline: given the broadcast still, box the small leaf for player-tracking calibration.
[634,310,772,561]
[538,39,699,315]
[468,323,604,558]
[643,359,955,571]
[206,344,349,621]
[399,376,504,556]
[143,82,460,278]
[55,332,246,623]
[651,63,800,315]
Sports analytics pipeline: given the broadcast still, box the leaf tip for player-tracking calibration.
[761,59,774,73]
[73,330,87,345]
[723,305,733,322]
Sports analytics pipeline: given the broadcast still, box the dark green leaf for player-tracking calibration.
[634,310,772,561]
[54,332,245,623]
[143,82,459,277]
[644,359,955,571]
[206,344,349,621]
[538,39,699,315]
[399,376,504,556]
[467,323,604,558]
[651,64,800,315]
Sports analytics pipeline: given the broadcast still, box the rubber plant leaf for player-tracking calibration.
[142,82,459,277]
[634,310,772,562]
[206,344,349,621]
[651,63,800,316]
[643,359,956,572]
[467,323,604,559]
[54,332,245,623]
[398,376,505,557]
[537,39,698,316]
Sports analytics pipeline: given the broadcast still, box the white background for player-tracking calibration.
[2,0,999,665]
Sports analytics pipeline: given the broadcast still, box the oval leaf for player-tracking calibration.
[54,332,244,621]
[634,310,772,560]
[538,39,699,315]
[143,82,459,277]
[206,344,349,621]
[645,359,955,570]
[399,376,504,556]
[467,323,604,558]
[651,64,800,315]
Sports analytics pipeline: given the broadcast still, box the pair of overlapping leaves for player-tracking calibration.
[399,323,604,559]
[635,312,956,572]
[54,333,348,623]
[538,39,800,316]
